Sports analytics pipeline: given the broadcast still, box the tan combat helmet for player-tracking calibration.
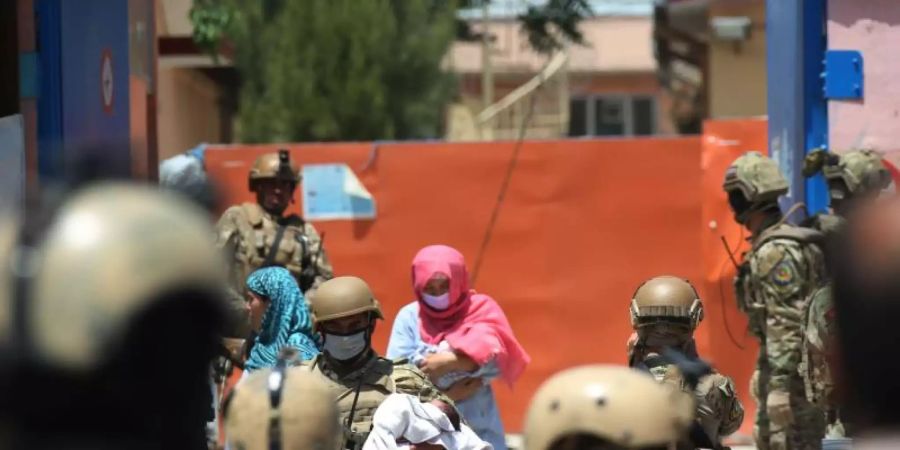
[823,149,891,201]
[249,149,301,192]
[523,365,694,450]
[630,276,703,330]
[723,151,789,223]
[309,276,384,330]
[225,365,340,450]
[0,183,227,370]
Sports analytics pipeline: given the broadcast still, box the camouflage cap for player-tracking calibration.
[309,276,383,329]
[523,365,694,450]
[630,276,703,330]
[723,151,788,222]
[249,149,301,191]
[822,149,891,200]
[224,367,340,450]
[0,183,227,371]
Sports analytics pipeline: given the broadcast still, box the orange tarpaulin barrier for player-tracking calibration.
[206,119,765,435]
[698,118,767,436]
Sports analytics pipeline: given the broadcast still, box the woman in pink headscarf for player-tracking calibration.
[387,245,530,450]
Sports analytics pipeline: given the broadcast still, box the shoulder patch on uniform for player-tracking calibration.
[755,242,786,276]
[771,260,795,286]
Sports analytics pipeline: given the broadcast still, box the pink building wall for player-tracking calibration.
[828,0,900,168]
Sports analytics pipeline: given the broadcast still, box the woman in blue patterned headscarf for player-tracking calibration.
[244,267,319,372]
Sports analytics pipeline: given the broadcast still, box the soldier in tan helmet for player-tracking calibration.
[627,276,744,449]
[723,152,827,449]
[0,183,228,449]
[288,276,455,450]
[216,149,333,338]
[523,365,695,450]
[224,360,340,450]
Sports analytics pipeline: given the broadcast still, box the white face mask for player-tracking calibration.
[323,330,368,361]
[422,292,451,310]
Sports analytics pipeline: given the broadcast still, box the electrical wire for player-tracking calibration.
[471,92,540,286]
[718,227,747,350]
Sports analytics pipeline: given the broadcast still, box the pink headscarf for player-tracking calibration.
[412,245,530,386]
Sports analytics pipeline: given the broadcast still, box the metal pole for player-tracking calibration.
[766,0,828,218]
[481,0,494,111]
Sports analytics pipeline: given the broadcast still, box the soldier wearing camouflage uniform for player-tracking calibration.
[801,148,892,235]
[290,276,455,450]
[216,149,333,338]
[523,365,696,450]
[224,361,341,450]
[0,183,228,449]
[628,276,744,449]
[724,152,828,450]
[798,149,892,438]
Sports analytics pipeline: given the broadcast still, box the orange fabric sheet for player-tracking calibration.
[698,118,767,435]
[206,122,764,434]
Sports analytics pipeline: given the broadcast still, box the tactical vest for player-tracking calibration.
[299,354,445,450]
[230,203,311,287]
[737,224,825,339]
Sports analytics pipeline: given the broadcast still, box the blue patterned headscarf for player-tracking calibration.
[244,267,319,372]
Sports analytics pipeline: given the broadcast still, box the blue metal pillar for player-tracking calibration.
[766,0,829,217]
[802,0,829,214]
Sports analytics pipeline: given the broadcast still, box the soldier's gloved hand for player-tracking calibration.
[766,389,794,427]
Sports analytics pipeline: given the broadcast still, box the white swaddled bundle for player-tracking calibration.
[363,394,492,450]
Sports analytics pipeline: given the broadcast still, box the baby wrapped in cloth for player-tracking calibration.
[410,341,501,390]
[363,394,491,450]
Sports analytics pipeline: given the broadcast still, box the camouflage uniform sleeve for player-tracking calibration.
[714,374,744,436]
[215,207,252,337]
[753,239,816,391]
[695,373,743,441]
[304,222,333,293]
[391,363,456,408]
[215,206,243,250]
[802,285,835,406]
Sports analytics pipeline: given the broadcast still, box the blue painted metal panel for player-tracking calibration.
[766,0,805,215]
[766,0,830,218]
[824,50,864,100]
[36,0,132,185]
[36,0,64,180]
[59,0,131,176]
[803,0,829,215]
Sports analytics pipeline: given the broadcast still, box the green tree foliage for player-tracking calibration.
[191,0,457,142]
[456,0,591,54]
[518,0,592,54]
[189,0,591,142]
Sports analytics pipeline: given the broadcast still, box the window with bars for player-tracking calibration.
[568,95,657,137]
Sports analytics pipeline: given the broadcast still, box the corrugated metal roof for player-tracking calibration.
[457,0,654,20]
